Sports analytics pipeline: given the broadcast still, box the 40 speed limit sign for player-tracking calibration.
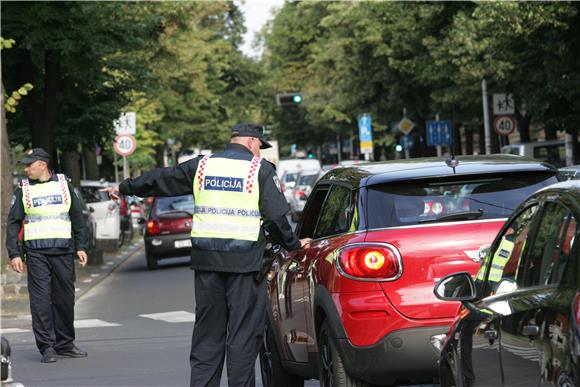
[493,115,517,136]
[113,134,137,156]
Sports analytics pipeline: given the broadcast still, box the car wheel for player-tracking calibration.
[260,321,304,387]
[117,229,125,248]
[439,360,457,387]
[318,321,369,387]
[146,252,158,270]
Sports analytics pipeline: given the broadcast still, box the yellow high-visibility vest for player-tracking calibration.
[22,174,72,241]
[487,238,515,283]
[192,155,262,246]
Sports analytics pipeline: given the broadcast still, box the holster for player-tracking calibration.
[255,242,285,283]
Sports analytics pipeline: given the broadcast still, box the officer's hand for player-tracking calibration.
[299,238,312,248]
[11,257,24,273]
[77,251,88,267]
[100,184,120,201]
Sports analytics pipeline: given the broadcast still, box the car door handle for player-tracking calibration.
[484,329,498,341]
[522,325,540,337]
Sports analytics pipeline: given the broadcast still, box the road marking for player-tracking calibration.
[74,319,121,328]
[81,279,93,283]
[0,328,31,334]
[139,311,195,323]
[90,273,100,278]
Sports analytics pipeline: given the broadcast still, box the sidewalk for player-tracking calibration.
[0,238,144,330]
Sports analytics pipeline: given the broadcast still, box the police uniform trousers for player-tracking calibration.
[190,271,266,387]
[26,251,76,354]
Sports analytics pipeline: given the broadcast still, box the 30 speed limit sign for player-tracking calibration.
[113,134,137,156]
[493,115,517,136]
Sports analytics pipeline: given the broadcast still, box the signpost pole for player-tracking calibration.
[482,79,492,155]
[123,156,129,179]
[114,152,119,183]
[435,114,442,157]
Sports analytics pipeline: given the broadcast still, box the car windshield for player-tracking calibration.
[81,187,111,203]
[367,172,558,228]
[283,172,299,184]
[297,173,318,186]
[154,195,195,215]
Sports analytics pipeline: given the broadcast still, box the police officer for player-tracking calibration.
[103,124,310,387]
[6,148,89,363]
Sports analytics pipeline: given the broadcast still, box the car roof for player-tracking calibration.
[319,155,557,188]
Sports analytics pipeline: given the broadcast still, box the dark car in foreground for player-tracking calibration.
[260,155,560,387]
[144,195,194,269]
[434,180,580,387]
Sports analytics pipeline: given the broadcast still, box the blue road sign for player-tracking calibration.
[426,120,452,146]
[358,113,373,154]
[400,134,414,150]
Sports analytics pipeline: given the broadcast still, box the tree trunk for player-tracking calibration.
[478,125,486,155]
[30,50,62,157]
[62,149,81,188]
[515,110,531,142]
[1,84,13,265]
[465,128,473,155]
[83,145,99,180]
[452,122,462,155]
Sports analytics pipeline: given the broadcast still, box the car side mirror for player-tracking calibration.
[434,272,476,301]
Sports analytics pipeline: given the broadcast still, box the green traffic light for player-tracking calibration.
[293,95,302,104]
[395,144,403,152]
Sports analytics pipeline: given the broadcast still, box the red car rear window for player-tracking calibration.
[366,172,557,228]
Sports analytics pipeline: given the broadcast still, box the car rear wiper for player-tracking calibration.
[418,209,484,224]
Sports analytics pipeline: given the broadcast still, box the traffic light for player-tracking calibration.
[276,93,303,106]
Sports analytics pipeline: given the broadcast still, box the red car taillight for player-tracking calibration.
[146,220,160,235]
[337,243,402,281]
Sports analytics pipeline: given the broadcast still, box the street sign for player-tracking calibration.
[397,118,415,135]
[493,115,517,136]
[400,134,414,150]
[492,94,515,115]
[114,112,136,135]
[358,113,373,154]
[114,134,137,156]
[426,120,452,146]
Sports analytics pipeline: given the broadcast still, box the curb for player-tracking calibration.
[0,239,144,328]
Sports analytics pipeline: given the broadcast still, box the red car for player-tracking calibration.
[260,155,559,386]
[143,194,194,269]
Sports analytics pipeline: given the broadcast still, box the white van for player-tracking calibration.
[501,139,571,168]
[276,159,321,203]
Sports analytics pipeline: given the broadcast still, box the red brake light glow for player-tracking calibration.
[146,220,160,235]
[338,244,402,280]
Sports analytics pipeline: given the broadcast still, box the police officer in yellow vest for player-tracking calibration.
[6,148,89,363]
[104,124,310,387]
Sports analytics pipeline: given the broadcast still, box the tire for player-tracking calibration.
[260,321,304,387]
[146,252,158,270]
[318,321,369,387]
[117,229,125,248]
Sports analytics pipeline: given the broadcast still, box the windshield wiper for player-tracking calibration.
[418,209,484,224]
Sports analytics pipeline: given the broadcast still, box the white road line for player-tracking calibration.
[81,279,93,283]
[0,328,31,334]
[139,311,195,323]
[74,319,121,328]
[90,273,100,277]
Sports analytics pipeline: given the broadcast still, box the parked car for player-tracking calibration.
[277,159,322,203]
[143,194,194,270]
[434,179,580,387]
[559,164,580,180]
[501,139,579,168]
[260,155,559,387]
[289,169,323,222]
[80,180,122,251]
[118,193,134,243]
[73,187,101,265]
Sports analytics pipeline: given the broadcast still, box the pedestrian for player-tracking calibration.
[6,148,89,363]
[102,123,310,387]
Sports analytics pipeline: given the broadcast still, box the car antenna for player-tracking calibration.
[445,121,458,173]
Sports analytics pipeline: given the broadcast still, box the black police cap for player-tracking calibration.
[18,148,51,165]
[231,123,272,149]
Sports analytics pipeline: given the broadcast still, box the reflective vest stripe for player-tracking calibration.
[25,213,71,223]
[196,155,212,191]
[192,222,260,236]
[24,222,72,240]
[194,205,261,217]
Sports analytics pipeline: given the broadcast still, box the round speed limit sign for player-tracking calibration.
[493,115,517,136]
[113,134,137,156]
